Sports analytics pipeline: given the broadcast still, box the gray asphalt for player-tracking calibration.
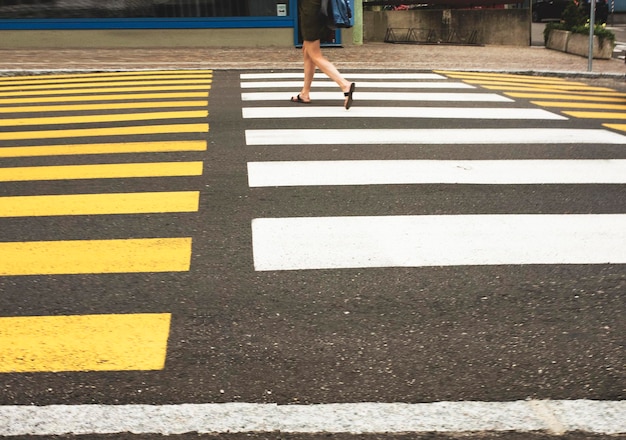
[0,61,624,439]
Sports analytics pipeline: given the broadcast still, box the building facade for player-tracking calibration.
[0,0,357,47]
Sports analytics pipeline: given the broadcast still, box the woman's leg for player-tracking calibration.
[302,40,351,93]
[296,46,316,102]
[302,39,354,108]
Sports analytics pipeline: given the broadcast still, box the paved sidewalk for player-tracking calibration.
[0,43,624,76]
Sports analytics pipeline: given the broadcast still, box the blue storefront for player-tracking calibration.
[0,0,354,47]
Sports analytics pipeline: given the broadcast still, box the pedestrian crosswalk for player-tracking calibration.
[242,71,626,272]
[0,69,211,373]
[436,70,626,131]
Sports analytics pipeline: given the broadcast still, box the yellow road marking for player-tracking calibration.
[507,92,626,102]
[462,80,614,92]
[604,123,626,132]
[0,140,206,158]
[0,101,208,113]
[0,238,192,275]
[0,92,209,105]
[1,110,208,127]
[531,101,626,110]
[0,123,209,140]
[0,161,203,182]
[0,192,199,217]
[0,313,171,372]
[0,85,213,97]
[484,86,626,96]
[436,71,579,85]
[0,70,214,82]
[564,110,626,119]
[0,79,213,93]
[0,74,213,87]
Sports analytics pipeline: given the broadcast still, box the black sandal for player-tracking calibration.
[344,83,355,110]
[290,94,311,104]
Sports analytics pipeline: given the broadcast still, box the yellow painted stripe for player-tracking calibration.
[507,92,626,102]
[0,313,171,372]
[0,74,213,87]
[0,92,209,105]
[0,79,213,92]
[0,238,192,275]
[0,191,200,217]
[564,110,626,119]
[486,86,626,96]
[0,85,213,97]
[0,69,213,82]
[437,72,577,85]
[0,140,207,158]
[0,123,209,140]
[0,101,208,113]
[604,123,626,132]
[462,80,614,92]
[1,110,208,127]
[531,101,626,110]
[0,161,203,182]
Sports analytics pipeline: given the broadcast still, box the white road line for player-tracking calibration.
[242,91,513,102]
[242,106,565,120]
[245,128,626,146]
[1,400,624,435]
[247,159,626,187]
[240,81,475,89]
[240,73,446,80]
[251,214,626,271]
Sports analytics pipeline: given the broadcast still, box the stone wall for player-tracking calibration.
[364,9,531,46]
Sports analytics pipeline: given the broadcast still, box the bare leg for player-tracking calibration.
[295,46,316,102]
[302,40,354,107]
[292,40,354,107]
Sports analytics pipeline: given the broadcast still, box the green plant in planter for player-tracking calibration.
[543,1,615,45]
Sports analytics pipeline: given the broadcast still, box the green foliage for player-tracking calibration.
[544,1,615,44]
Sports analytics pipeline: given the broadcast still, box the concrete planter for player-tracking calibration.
[546,29,614,59]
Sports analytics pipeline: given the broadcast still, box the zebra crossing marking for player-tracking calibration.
[0,192,200,217]
[245,128,626,145]
[0,313,171,373]
[0,162,203,182]
[0,85,213,97]
[252,214,626,271]
[0,100,209,114]
[244,71,626,273]
[248,159,626,187]
[242,91,513,102]
[1,110,208,127]
[240,72,446,80]
[0,238,192,276]
[0,92,209,105]
[240,81,475,89]
[1,123,208,141]
[0,69,212,374]
[0,69,214,82]
[0,79,213,93]
[0,140,206,158]
[242,106,565,120]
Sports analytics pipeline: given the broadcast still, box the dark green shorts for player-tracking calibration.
[299,0,327,42]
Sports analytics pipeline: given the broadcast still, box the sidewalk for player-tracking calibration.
[0,43,624,76]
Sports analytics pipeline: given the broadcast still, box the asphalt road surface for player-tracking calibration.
[0,69,624,439]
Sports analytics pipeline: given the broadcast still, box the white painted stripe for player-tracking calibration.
[240,72,446,80]
[252,214,626,271]
[240,81,475,89]
[242,91,513,102]
[242,106,565,120]
[0,401,624,435]
[247,159,626,186]
[245,128,626,146]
